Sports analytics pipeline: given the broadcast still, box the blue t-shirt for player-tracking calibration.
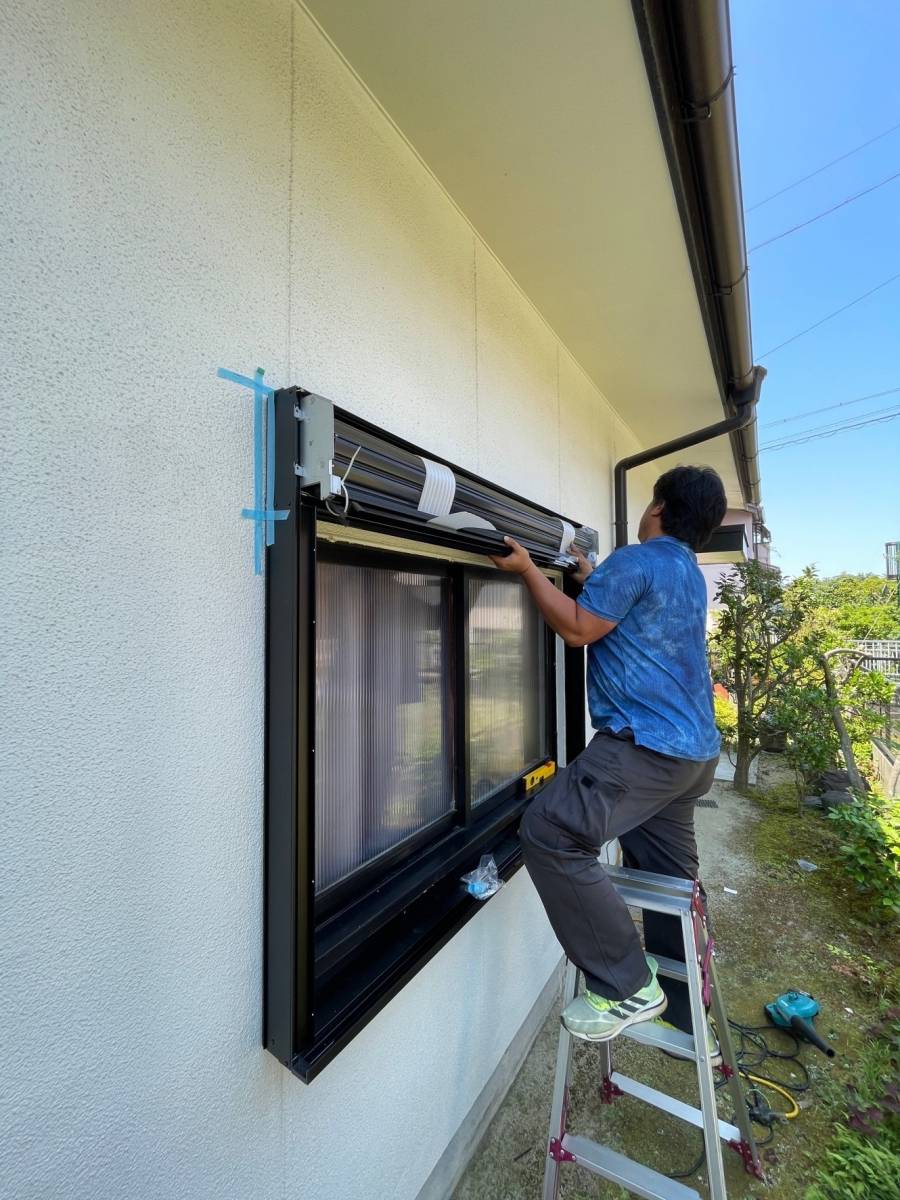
[578,536,720,762]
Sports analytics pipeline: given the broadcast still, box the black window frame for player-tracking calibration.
[265,389,588,1081]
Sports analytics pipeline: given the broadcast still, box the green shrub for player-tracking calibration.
[805,1125,900,1200]
[713,695,738,745]
[829,794,900,919]
[808,1008,900,1199]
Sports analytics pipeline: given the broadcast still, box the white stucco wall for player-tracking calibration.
[2,4,644,1199]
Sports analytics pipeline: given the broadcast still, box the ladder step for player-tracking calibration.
[561,1135,701,1200]
[622,1020,697,1057]
[652,954,688,982]
[612,882,693,915]
[610,1072,741,1143]
[606,865,696,895]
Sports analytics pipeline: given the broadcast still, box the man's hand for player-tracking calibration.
[571,548,594,585]
[489,536,534,575]
[490,535,616,647]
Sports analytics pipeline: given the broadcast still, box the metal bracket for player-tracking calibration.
[294,392,338,499]
[599,1075,624,1105]
[728,1138,766,1180]
[681,66,736,123]
[548,1138,576,1164]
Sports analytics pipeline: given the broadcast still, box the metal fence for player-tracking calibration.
[855,639,900,681]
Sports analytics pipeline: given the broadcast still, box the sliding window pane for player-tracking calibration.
[315,560,452,891]
[467,575,548,805]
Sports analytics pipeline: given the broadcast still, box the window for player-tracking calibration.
[315,559,453,891]
[467,574,548,805]
[265,390,591,1081]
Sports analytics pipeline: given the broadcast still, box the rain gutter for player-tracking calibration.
[630,0,763,510]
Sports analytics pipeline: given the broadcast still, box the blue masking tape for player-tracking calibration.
[218,364,287,575]
[241,509,289,521]
[216,366,274,396]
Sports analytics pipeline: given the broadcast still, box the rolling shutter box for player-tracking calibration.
[288,388,599,566]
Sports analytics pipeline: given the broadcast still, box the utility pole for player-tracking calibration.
[886,540,899,609]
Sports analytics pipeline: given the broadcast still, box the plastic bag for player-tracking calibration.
[461,854,503,900]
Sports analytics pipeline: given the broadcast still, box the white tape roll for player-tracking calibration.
[559,520,576,553]
[418,457,456,516]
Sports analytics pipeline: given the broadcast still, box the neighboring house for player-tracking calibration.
[3,3,764,1200]
[699,505,773,614]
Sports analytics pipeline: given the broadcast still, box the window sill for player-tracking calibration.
[315,767,548,973]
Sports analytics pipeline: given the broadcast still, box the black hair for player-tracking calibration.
[652,466,727,551]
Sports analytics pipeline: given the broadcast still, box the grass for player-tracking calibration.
[738,767,900,1198]
[747,778,899,935]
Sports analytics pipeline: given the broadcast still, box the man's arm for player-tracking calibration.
[489,537,616,648]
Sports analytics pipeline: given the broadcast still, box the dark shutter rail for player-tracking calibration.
[323,406,598,568]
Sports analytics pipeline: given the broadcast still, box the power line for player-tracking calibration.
[757,271,900,359]
[761,407,900,451]
[762,409,900,450]
[746,121,900,212]
[749,169,900,253]
[763,400,900,445]
[761,386,900,428]
[762,400,900,446]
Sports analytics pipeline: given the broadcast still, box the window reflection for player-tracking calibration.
[467,576,548,805]
[315,562,452,891]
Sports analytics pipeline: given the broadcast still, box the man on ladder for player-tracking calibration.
[491,465,726,1055]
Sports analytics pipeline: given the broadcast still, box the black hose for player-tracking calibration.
[667,1018,808,1180]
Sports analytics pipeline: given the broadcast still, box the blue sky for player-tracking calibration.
[731,0,900,579]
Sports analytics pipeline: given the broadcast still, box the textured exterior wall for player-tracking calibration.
[2,3,642,1199]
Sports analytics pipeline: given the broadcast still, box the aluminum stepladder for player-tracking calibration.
[543,865,763,1200]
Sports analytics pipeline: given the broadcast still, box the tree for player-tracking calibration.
[801,574,900,640]
[821,649,867,792]
[769,574,896,790]
[709,561,807,791]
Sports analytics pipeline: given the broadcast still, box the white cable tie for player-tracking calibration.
[342,444,362,487]
[418,457,456,517]
[325,444,361,517]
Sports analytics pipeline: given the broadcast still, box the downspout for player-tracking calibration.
[614,366,765,548]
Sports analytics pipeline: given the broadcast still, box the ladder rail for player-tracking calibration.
[542,960,577,1200]
[695,922,761,1170]
[681,907,729,1200]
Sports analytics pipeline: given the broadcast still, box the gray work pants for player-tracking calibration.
[519,731,717,1031]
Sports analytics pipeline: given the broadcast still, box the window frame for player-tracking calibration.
[265,390,587,1081]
